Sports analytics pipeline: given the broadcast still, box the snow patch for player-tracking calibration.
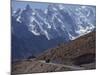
[59,5,64,10]
[16,16,22,23]
[32,12,36,16]
[30,16,35,23]
[68,33,77,40]
[29,24,40,36]
[81,6,86,9]
[44,9,48,14]
[44,19,51,29]
[31,30,40,36]
[52,7,57,11]
[44,30,50,40]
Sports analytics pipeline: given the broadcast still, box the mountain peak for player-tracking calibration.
[25,4,32,10]
[12,4,96,40]
[11,4,96,60]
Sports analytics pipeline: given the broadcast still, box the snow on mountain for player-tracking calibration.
[12,4,96,40]
[11,4,96,60]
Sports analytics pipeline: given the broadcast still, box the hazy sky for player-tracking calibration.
[12,1,49,10]
[12,1,96,11]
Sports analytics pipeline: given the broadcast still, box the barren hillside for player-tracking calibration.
[37,31,96,66]
[12,31,96,74]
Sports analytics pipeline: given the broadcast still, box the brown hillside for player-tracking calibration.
[37,31,96,66]
[12,59,81,74]
[12,31,96,74]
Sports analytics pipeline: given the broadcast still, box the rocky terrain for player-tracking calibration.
[12,31,96,74]
[37,31,96,65]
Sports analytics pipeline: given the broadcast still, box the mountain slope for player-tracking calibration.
[12,59,85,74]
[12,31,96,74]
[37,31,96,66]
[12,4,96,40]
[12,4,96,59]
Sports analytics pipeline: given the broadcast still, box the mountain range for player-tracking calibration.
[11,4,96,60]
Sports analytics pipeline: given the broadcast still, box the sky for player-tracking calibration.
[12,1,49,10]
[12,0,96,11]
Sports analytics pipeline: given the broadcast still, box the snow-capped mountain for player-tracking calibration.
[11,4,96,60]
[12,4,96,40]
